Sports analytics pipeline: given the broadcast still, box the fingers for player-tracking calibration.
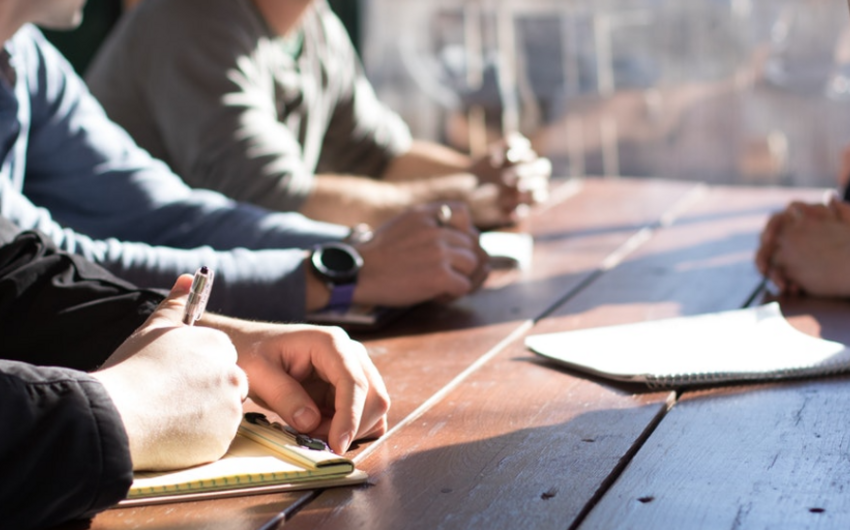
[760,212,783,245]
[469,184,515,228]
[428,202,490,289]
[503,158,551,194]
[758,198,850,296]
[145,274,194,329]
[476,134,550,212]
[233,364,250,403]
[518,174,551,205]
[438,226,480,266]
[793,202,830,221]
[785,280,801,296]
[438,232,486,297]
[439,220,490,292]
[328,372,366,453]
[828,194,850,223]
[755,213,782,275]
[246,326,390,454]
[432,263,476,301]
[358,203,489,305]
[489,132,535,167]
[259,370,325,433]
[469,242,492,291]
[755,200,830,278]
[429,201,474,234]
[765,248,789,293]
[758,209,797,294]
[326,340,390,452]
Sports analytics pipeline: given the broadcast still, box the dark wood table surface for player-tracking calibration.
[70,177,850,530]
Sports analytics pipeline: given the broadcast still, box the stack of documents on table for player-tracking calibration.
[526,303,850,388]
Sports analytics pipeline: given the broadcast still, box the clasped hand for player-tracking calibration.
[353,201,490,306]
[468,133,552,228]
[755,193,850,297]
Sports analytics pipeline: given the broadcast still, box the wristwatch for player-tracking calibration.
[310,242,363,311]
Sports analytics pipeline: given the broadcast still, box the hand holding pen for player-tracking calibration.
[168,266,389,455]
[183,266,214,325]
[93,270,248,470]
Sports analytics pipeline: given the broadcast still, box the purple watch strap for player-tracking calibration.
[327,282,356,311]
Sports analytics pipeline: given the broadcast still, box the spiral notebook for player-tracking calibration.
[526,303,850,388]
[119,413,366,506]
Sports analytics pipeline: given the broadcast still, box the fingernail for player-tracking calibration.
[339,433,352,453]
[292,407,318,431]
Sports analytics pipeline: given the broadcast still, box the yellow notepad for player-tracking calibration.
[119,413,367,506]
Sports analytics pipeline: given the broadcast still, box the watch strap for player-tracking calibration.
[327,282,356,311]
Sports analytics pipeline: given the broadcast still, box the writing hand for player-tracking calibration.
[93,275,248,470]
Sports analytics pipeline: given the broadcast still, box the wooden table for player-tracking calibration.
[73,177,850,530]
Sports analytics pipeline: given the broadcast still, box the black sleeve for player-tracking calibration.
[0,217,165,371]
[0,360,133,529]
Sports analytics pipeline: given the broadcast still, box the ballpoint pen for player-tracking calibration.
[182,266,214,325]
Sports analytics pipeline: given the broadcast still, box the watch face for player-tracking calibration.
[312,243,363,283]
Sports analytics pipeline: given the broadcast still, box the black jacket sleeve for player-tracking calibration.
[0,217,165,370]
[0,360,133,529]
[0,217,168,527]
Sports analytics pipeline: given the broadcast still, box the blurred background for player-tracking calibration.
[360,0,850,190]
[47,0,850,191]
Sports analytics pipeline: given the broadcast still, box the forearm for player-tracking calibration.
[301,173,478,227]
[381,140,473,182]
[299,174,412,227]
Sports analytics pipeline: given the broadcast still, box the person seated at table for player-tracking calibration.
[755,192,850,297]
[85,0,552,229]
[0,216,389,529]
[0,0,489,324]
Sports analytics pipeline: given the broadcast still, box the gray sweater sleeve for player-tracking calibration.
[87,0,411,214]
[312,3,414,177]
[0,361,133,529]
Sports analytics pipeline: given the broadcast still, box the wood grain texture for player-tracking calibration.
[70,178,697,530]
[284,339,671,530]
[351,177,702,433]
[53,180,835,530]
[540,185,826,328]
[579,377,850,530]
[284,182,820,530]
[77,492,309,530]
[577,297,850,530]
